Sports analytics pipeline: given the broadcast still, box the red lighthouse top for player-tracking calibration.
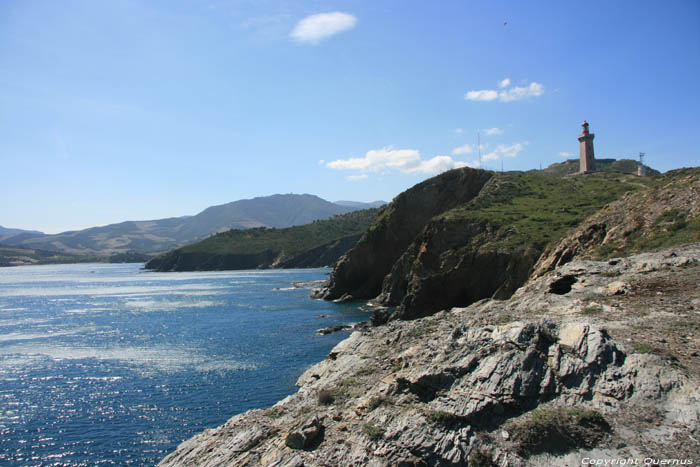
[582,120,590,135]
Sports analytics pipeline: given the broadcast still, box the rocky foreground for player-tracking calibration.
[160,243,700,466]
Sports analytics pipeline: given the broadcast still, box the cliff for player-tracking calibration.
[160,243,700,466]
[311,168,494,302]
[314,169,657,320]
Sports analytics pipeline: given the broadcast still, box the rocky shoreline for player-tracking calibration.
[159,243,700,466]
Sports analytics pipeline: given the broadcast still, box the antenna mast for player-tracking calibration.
[478,131,481,169]
[637,152,647,177]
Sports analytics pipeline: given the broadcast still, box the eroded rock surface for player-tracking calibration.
[160,244,700,466]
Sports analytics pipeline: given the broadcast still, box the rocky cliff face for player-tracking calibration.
[311,168,493,302]
[160,243,700,466]
[315,169,656,320]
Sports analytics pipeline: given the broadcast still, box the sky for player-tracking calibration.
[1,1,699,234]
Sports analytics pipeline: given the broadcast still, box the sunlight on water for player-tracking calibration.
[0,263,366,466]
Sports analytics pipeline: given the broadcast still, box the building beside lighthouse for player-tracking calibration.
[578,121,595,173]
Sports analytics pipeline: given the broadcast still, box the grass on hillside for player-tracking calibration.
[177,208,379,257]
[440,172,656,251]
[543,158,659,177]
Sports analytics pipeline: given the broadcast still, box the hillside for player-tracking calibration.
[0,225,43,239]
[145,208,380,271]
[533,167,700,276]
[543,157,659,176]
[3,194,358,257]
[313,167,662,319]
[0,244,99,267]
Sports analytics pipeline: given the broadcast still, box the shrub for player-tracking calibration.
[362,423,386,441]
[511,407,610,456]
[425,409,461,427]
[368,395,388,411]
[317,389,335,405]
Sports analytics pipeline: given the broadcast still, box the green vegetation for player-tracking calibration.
[361,423,386,441]
[179,208,377,256]
[632,342,654,354]
[318,377,364,405]
[425,409,461,426]
[468,449,497,467]
[510,407,610,456]
[368,395,389,411]
[597,209,700,259]
[317,389,335,405]
[440,171,654,252]
[543,158,659,177]
[581,304,603,316]
[0,244,102,267]
[146,208,379,271]
[262,406,286,418]
[592,169,700,259]
[3,194,361,258]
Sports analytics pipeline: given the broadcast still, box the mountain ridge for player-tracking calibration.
[2,194,366,258]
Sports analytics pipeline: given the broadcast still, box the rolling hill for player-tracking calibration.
[145,208,380,271]
[2,194,362,257]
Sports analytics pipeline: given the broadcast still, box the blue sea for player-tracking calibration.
[0,263,367,466]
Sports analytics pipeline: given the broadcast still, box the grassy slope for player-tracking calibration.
[589,168,700,258]
[439,171,659,252]
[147,208,380,271]
[543,158,660,176]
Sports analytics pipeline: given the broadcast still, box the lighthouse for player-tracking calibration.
[578,121,595,173]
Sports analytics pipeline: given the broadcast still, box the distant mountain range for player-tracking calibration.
[0,225,44,240]
[1,195,387,257]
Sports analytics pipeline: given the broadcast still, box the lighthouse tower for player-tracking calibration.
[578,121,595,173]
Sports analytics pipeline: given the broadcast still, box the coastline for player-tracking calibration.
[159,244,700,466]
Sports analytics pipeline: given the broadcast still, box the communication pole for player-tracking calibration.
[478,131,481,169]
[637,152,647,177]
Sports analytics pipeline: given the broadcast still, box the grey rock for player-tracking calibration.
[160,244,700,467]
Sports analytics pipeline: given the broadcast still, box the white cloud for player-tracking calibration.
[326,147,470,176]
[407,155,460,174]
[483,127,504,136]
[499,82,544,102]
[452,144,473,155]
[318,159,325,165]
[346,174,368,181]
[465,89,499,101]
[454,128,464,134]
[290,12,357,44]
[465,79,544,102]
[558,151,575,158]
[497,142,527,158]
[477,142,528,162]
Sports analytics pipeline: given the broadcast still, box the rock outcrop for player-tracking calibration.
[311,168,494,302]
[160,244,700,466]
[315,169,661,320]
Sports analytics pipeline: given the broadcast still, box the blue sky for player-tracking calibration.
[1,1,698,234]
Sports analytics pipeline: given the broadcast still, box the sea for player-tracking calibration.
[0,263,368,466]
